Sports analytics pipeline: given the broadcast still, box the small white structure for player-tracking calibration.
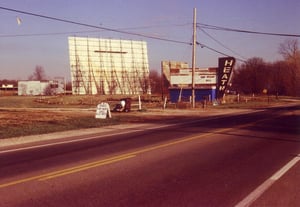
[18,78,65,96]
[18,81,43,96]
[2,84,14,88]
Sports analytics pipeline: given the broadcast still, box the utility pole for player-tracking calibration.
[192,8,197,108]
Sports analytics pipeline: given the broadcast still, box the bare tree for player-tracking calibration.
[28,65,47,81]
[278,39,299,61]
[232,57,267,94]
[149,70,161,94]
[231,40,300,97]
[278,39,300,96]
[269,61,288,96]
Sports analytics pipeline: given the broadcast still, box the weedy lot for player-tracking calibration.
[0,95,174,139]
[0,95,294,139]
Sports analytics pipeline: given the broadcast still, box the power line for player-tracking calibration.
[0,23,191,38]
[0,6,191,45]
[197,42,246,63]
[0,30,101,38]
[198,23,300,37]
[199,28,247,61]
[0,6,248,60]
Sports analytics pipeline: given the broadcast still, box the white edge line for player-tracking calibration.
[271,155,300,180]
[0,124,175,154]
[235,154,300,207]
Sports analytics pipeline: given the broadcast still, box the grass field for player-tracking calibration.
[0,95,297,139]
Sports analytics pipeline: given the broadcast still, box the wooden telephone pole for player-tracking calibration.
[192,8,197,108]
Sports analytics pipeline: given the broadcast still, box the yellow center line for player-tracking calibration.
[107,117,272,158]
[0,154,135,188]
[39,154,135,181]
[0,118,268,188]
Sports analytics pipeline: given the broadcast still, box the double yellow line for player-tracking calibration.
[0,154,135,188]
[0,118,268,189]
[0,127,230,189]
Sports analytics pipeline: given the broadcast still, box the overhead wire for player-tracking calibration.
[198,23,300,37]
[0,30,101,38]
[0,23,192,38]
[196,22,300,62]
[3,6,291,61]
[199,28,247,61]
[196,41,246,63]
[0,6,191,45]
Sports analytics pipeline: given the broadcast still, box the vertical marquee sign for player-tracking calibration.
[217,57,236,98]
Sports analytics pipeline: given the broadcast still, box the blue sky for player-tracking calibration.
[0,0,299,80]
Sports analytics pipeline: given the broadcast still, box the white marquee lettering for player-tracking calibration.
[217,57,235,98]
[223,66,232,73]
[221,73,229,79]
[219,85,226,91]
[221,79,228,85]
[224,59,234,67]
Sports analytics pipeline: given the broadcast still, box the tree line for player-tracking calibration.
[231,39,300,97]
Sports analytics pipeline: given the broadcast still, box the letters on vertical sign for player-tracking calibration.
[217,57,235,98]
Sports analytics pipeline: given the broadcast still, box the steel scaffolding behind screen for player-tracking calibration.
[68,36,151,95]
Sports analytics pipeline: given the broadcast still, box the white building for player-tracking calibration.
[68,37,151,95]
[18,78,65,96]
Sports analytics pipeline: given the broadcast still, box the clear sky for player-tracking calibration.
[0,0,299,80]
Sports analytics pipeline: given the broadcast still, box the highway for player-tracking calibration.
[0,105,299,207]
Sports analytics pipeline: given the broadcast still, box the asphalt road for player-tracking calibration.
[0,105,299,207]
